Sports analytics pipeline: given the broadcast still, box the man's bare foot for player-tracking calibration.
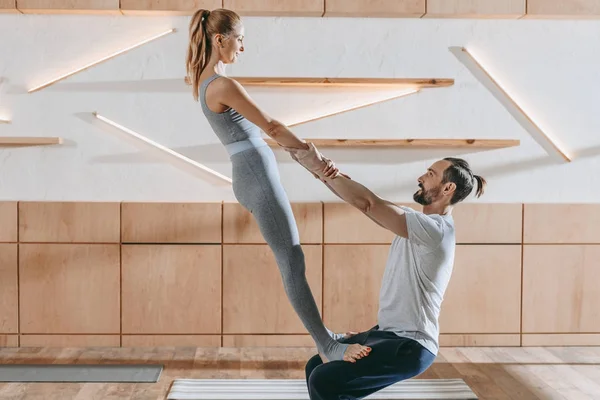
[319,344,371,364]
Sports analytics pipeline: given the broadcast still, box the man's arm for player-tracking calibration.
[285,142,409,237]
[321,174,409,239]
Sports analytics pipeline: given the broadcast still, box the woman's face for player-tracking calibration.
[218,23,245,64]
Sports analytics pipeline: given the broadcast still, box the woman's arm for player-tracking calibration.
[212,77,309,150]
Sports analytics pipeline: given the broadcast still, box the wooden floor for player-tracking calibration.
[0,346,599,399]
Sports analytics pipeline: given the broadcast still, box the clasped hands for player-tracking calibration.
[283,142,349,181]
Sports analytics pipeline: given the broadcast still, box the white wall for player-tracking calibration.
[1,14,599,203]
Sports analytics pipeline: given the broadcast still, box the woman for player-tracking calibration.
[185,8,371,363]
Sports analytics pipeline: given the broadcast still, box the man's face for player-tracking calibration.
[413,160,451,206]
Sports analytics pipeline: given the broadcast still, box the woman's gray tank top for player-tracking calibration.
[199,74,267,157]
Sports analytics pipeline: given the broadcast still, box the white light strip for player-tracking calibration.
[28,29,176,93]
[451,46,570,162]
[94,113,232,185]
[287,89,420,127]
[0,118,10,124]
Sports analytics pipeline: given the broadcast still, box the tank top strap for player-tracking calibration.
[200,73,222,91]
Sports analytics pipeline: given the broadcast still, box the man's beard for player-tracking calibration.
[413,185,438,205]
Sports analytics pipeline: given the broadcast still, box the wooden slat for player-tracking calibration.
[20,335,120,347]
[523,245,600,333]
[0,335,18,347]
[452,203,522,243]
[440,334,521,347]
[324,0,425,17]
[0,202,17,242]
[19,202,120,243]
[324,203,399,243]
[439,245,522,334]
[223,245,322,334]
[524,204,600,243]
[526,0,600,18]
[122,335,221,347]
[222,335,315,347]
[223,0,324,16]
[0,245,18,334]
[522,334,600,346]
[121,202,222,243]
[19,244,120,334]
[223,202,322,244]
[120,0,221,15]
[425,0,525,18]
[0,137,63,146]
[234,77,453,88]
[17,0,121,14]
[267,138,519,149]
[122,245,222,334]
[323,245,390,332]
[0,0,19,13]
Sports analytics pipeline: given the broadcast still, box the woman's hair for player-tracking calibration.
[186,8,241,101]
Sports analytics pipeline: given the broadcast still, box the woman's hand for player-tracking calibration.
[284,142,346,180]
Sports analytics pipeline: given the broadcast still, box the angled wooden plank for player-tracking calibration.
[450,46,570,162]
[28,29,175,92]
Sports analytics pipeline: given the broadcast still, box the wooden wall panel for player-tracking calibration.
[526,0,600,18]
[324,0,425,17]
[19,244,120,334]
[0,202,18,242]
[324,203,403,243]
[522,334,600,346]
[0,244,18,334]
[523,204,600,243]
[323,245,389,332]
[223,202,322,244]
[222,335,314,347]
[523,245,600,333]
[453,203,522,243]
[440,334,521,347]
[20,335,120,347]
[223,0,324,16]
[120,0,221,15]
[0,0,19,13]
[121,202,221,243]
[122,335,221,347]
[425,0,525,18]
[122,245,221,334]
[17,0,121,14]
[0,335,18,347]
[223,245,322,333]
[19,202,120,243]
[439,245,522,333]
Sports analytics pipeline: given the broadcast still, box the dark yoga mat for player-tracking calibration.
[0,364,163,382]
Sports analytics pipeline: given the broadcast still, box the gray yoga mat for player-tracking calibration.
[0,364,163,382]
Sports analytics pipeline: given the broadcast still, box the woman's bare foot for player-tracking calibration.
[319,344,371,364]
[344,343,371,362]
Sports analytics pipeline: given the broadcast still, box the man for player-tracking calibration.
[285,143,486,400]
